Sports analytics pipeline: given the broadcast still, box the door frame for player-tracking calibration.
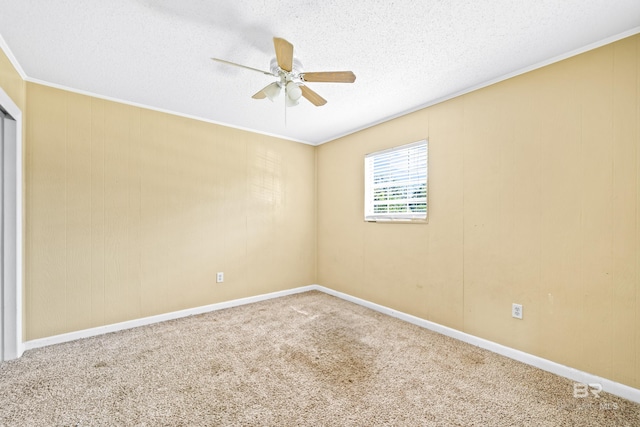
[0,86,23,361]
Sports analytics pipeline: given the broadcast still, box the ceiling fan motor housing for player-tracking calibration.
[270,57,304,83]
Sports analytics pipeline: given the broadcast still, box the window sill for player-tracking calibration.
[364,218,428,224]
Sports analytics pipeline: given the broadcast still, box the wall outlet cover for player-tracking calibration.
[512,303,523,319]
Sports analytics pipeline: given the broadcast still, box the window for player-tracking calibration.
[364,140,428,222]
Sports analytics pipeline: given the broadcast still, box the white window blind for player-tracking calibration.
[364,140,428,222]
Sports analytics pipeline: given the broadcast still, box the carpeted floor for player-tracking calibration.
[0,290,638,426]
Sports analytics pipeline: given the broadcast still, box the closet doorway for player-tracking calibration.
[0,87,23,362]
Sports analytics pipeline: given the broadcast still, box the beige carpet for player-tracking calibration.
[0,290,638,426]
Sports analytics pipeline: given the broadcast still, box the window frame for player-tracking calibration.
[364,139,428,223]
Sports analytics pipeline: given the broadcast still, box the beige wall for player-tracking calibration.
[0,47,25,111]
[317,34,640,389]
[24,83,316,340]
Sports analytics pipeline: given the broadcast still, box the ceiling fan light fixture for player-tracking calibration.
[285,96,299,107]
[286,81,302,102]
[264,82,282,101]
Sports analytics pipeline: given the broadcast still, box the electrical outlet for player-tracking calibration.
[216,272,224,283]
[512,303,523,319]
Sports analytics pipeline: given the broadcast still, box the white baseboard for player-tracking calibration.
[23,285,317,351]
[314,285,640,404]
[22,283,640,404]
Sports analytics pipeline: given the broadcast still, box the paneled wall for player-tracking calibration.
[0,47,24,111]
[25,83,316,340]
[317,34,640,389]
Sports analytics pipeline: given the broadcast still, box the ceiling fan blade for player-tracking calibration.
[211,58,274,76]
[301,71,356,83]
[251,88,267,99]
[252,82,280,100]
[300,85,327,106]
[273,37,293,72]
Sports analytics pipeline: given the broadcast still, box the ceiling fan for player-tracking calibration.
[212,37,356,107]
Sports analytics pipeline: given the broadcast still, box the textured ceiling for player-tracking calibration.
[1,1,639,145]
